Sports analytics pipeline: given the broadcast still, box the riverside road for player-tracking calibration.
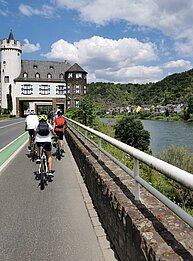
[0,119,116,261]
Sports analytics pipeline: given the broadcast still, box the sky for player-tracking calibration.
[1,0,193,84]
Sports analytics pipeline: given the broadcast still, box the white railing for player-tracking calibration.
[65,117,193,228]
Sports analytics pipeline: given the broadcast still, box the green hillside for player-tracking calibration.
[87,69,193,112]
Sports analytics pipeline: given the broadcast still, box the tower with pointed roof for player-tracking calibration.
[0,31,22,111]
[65,63,87,108]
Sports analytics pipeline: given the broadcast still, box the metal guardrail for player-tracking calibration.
[65,117,193,228]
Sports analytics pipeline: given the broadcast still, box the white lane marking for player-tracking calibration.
[0,132,28,174]
[0,132,26,153]
[0,120,24,129]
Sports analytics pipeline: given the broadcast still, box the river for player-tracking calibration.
[100,118,193,156]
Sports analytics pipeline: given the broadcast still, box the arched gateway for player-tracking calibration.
[0,32,87,116]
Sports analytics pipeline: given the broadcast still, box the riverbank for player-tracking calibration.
[100,117,193,155]
[100,112,182,121]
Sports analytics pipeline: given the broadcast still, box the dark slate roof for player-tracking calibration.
[66,63,87,74]
[15,60,72,83]
[8,31,15,42]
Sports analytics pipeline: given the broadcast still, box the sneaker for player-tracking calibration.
[48,172,54,177]
[61,149,65,157]
[28,146,31,152]
[36,157,41,164]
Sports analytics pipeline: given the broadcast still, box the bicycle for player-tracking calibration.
[38,144,49,190]
[52,137,61,160]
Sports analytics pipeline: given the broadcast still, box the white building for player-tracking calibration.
[0,32,87,116]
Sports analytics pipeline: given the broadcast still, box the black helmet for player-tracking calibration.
[57,111,62,116]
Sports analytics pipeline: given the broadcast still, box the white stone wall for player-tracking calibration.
[13,81,67,115]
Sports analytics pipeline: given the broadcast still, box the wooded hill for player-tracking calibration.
[87,68,193,112]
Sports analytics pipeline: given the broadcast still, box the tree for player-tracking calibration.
[114,116,150,151]
[165,108,169,117]
[77,97,95,126]
[65,97,95,127]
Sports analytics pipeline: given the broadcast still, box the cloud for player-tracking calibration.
[22,39,41,53]
[19,4,55,18]
[0,0,8,16]
[18,1,193,55]
[42,35,160,83]
[164,59,192,69]
[53,0,193,55]
[17,1,193,83]
[42,39,78,61]
[90,65,162,84]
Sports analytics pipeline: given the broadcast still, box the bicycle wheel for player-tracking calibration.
[31,142,36,162]
[40,159,46,190]
[56,142,61,160]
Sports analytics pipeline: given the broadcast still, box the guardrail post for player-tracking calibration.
[98,137,101,160]
[84,130,88,145]
[134,159,140,201]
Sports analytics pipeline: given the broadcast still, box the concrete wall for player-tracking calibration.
[65,128,193,261]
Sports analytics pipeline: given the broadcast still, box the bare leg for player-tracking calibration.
[28,135,32,148]
[36,146,40,157]
[47,151,52,172]
[60,139,64,151]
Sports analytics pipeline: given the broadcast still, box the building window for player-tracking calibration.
[4,76,9,83]
[47,73,52,79]
[39,85,50,95]
[23,72,28,78]
[67,84,70,94]
[33,65,38,69]
[49,65,54,69]
[67,100,71,109]
[75,100,79,108]
[84,85,87,94]
[35,73,40,78]
[21,84,33,95]
[75,83,80,94]
[56,85,66,95]
[68,73,73,78]
[59,73,64,79]
[76,73,82,79]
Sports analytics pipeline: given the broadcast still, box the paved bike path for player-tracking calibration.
[0,138,116,261]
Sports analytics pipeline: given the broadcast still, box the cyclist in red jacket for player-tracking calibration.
[53,111,67,156]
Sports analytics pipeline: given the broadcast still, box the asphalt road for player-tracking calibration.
[0,136,106,261]
[0,118,25,149]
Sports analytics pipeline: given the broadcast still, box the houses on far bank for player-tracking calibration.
[106,103,185,115]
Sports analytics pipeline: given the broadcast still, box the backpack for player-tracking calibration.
[55,116,65,129]
[36,121,50,136]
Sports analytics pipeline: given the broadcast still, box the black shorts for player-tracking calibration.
[36,142,52,151]
[55,131,64,140]
[28,129,35,136]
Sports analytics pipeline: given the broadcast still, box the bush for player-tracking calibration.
[114,116,150,151]
[158,145,193,210]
